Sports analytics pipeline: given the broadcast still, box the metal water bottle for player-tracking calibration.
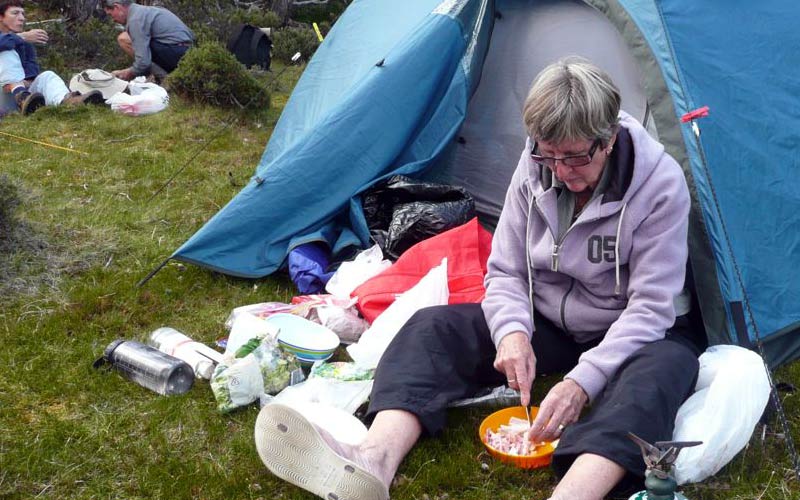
[97,339,195,395]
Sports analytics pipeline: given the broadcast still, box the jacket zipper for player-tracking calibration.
[532,200,563,271]
[533,197,593,333]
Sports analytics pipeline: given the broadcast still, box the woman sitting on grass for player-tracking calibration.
[255,57,705,500]
[0,0,104,114]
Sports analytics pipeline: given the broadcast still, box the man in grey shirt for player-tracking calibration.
[104,0,194,81]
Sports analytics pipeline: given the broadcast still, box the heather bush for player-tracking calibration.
[36,16,128,77]
[167,42,270,111]
[272,25,319,64]
[291,0,349,25]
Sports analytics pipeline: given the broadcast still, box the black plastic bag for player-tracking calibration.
[362,175,475,259]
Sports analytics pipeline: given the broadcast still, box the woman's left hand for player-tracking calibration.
[529,379,587,442]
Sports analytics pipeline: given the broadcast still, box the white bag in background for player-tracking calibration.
[672,345,771,484]
[346,258,449,369]
[325,244,391,298]
[314,301,369,344]
[107,79,169,116]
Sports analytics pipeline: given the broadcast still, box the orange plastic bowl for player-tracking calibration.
[479,406,556,469]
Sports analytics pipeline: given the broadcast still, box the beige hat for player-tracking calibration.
[69,69,128,99]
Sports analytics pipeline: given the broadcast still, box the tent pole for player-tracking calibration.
[137,258,170,287]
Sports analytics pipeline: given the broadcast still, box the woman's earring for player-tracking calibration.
[607,146,614,154]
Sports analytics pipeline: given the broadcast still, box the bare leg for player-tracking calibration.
[3,82,26,93]
[117,31,134,58]
[347,409,422,487]
[550,453,626,500]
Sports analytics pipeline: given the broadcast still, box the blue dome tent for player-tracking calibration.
[160,0,800,369]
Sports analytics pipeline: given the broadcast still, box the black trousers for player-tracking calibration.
[366,303,702,495]
[150,40,191,73]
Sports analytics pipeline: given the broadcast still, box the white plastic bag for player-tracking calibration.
[325,244,391,298]
[672,345,770,484]
[346,258,449,369]
[107,79,169,116]
[315,302,369,344]
[225,312,279,356]
[272,377,374,415]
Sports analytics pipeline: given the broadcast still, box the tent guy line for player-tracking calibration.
[146,52,303,202]
[0,130,88,155]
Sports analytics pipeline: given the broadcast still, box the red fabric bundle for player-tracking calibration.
[353,218,492,324]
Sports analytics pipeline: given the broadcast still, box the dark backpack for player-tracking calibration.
[227,24,272,70]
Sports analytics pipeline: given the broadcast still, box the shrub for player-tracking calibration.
[190,8,282,46]
[30,0,99,21]
[158,1,281,45]
[229,8,281,30]
[291,0,350,25]
[167,42,271,111]
[36,17,129,77]
[272,25,319,64]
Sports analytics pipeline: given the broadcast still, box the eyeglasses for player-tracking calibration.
[530,139,602,168]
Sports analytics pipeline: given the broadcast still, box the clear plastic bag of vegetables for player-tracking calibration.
[211,330,300,413]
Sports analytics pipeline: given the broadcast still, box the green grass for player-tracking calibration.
[1,64,799,500]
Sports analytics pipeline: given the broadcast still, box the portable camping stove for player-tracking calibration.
[627,432,702,500]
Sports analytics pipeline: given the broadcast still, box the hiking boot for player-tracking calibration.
[61,90,105,106]
[15,90,45,115]
[149,63,168,85]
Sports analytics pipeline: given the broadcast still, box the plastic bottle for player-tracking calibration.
[98,339,194,395]
[149,327,223,380]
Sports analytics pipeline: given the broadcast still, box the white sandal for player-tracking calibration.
[255,403,389,500]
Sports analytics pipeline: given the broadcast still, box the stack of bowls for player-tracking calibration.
[267,313,340,364]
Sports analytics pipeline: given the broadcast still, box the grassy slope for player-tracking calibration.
[1,66,799,500]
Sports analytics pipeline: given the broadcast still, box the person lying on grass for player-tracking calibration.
[0,0,104,115]
[255,57,706,500]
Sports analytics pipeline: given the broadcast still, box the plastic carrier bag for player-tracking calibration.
[672,345,771,484]
[107,79,169,116]
[325,244,391,298]
[346,258,449,369]
[353,218,491,323]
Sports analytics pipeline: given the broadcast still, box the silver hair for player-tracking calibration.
[522,57,621,145]
[104,0,131,7]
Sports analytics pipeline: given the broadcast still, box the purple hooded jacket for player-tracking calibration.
[481,112,690,402]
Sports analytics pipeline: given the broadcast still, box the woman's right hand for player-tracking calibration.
[494,332,536,406]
